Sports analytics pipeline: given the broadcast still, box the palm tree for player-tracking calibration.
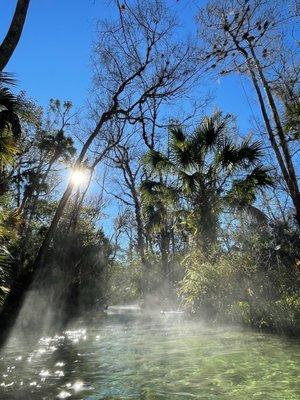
[0,72,22,305]
[39,129,76,165]
[0,72,21,175]
[140,179,178,275]
[142,111,273,253]
[21,129,76,227]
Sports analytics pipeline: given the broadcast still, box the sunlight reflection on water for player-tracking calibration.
[0,306,299,399]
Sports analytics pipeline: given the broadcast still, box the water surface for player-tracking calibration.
[0,305,299,399]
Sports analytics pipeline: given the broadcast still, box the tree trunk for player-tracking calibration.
[160,228,170,279]
[248,45,300,227]
[30,156,57,212]
[31,114,109,273]
[0,0,31,71]
[227,31,300,226]
[33,182,74,271]
[132,191,145,262]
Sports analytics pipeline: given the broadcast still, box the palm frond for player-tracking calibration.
[140,179,164,193]
[0,72,17,87]
[218,137,264,170]
[247,165,274,187]
[140,179,178,205]
[192,111,228,150]
[178,170,201,194]
[0,87,20,112]
[227,166,273,205]
[169,126,186,145]
[0,109,22,138]
[169,141,194,169]
[0,208,21,240]
[142,150,173,172]
[143,204,164,232]
[236,138,263,166]
[0,128,19,170]
[217,137,238,168]
[39,130,76,161]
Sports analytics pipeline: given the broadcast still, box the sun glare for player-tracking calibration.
[70,169,88,186]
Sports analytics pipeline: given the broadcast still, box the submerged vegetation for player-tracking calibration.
[0,0,299,349]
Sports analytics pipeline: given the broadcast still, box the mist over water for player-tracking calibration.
[0,305,299,400]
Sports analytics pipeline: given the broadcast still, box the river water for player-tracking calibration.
[0,305,299,399]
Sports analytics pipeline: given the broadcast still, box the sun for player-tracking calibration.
[70,168,88,187]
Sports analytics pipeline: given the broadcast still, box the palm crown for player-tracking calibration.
[141,112,272,252]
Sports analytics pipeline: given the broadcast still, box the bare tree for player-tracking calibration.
[33,0,198,273]
[197,0,300,226]
[110,143,147,267]
[0,0,31,71]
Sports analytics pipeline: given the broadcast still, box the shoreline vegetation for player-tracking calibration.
[0,0,299,345]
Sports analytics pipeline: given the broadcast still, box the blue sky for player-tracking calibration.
[0,0,259,235]
[1,0,255,127]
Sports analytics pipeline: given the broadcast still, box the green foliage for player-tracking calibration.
[0,127,19,170]
[141,179,178,232]
[39,129,76,163]
[0,72,22,173]
[0,196,21,306]
[0,246,12,306]
[180,224,300,335]
[109,255,142,304]
[142,111,272,252]
[45,204,114,314]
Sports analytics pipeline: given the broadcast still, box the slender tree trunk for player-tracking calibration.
[134,197,151,295]
[16,165,21,206]
[25,156,57,228]
[248,66,300,225]
[0,0,31,71]
[160,228,170,279]
[116,153,150,292]
[33,182,74,271]
[132,191,146,262]
[248,45,300,226]
[228,31,300,226]
[66,189,81,234]
[247,62,287,169]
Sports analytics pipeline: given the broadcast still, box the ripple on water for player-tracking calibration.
[0,310,299,400]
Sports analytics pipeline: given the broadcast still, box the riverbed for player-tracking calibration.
[0,305,299,399]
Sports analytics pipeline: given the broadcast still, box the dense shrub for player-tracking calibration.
[180,226,300,335]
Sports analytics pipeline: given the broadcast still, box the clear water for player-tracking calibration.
[0,305,299,400]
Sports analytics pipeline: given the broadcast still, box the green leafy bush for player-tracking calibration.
[180,231,300,335]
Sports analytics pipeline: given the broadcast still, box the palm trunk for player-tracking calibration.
[0,0,31,71]
[160,228,170,279]
[132,191,146,263]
